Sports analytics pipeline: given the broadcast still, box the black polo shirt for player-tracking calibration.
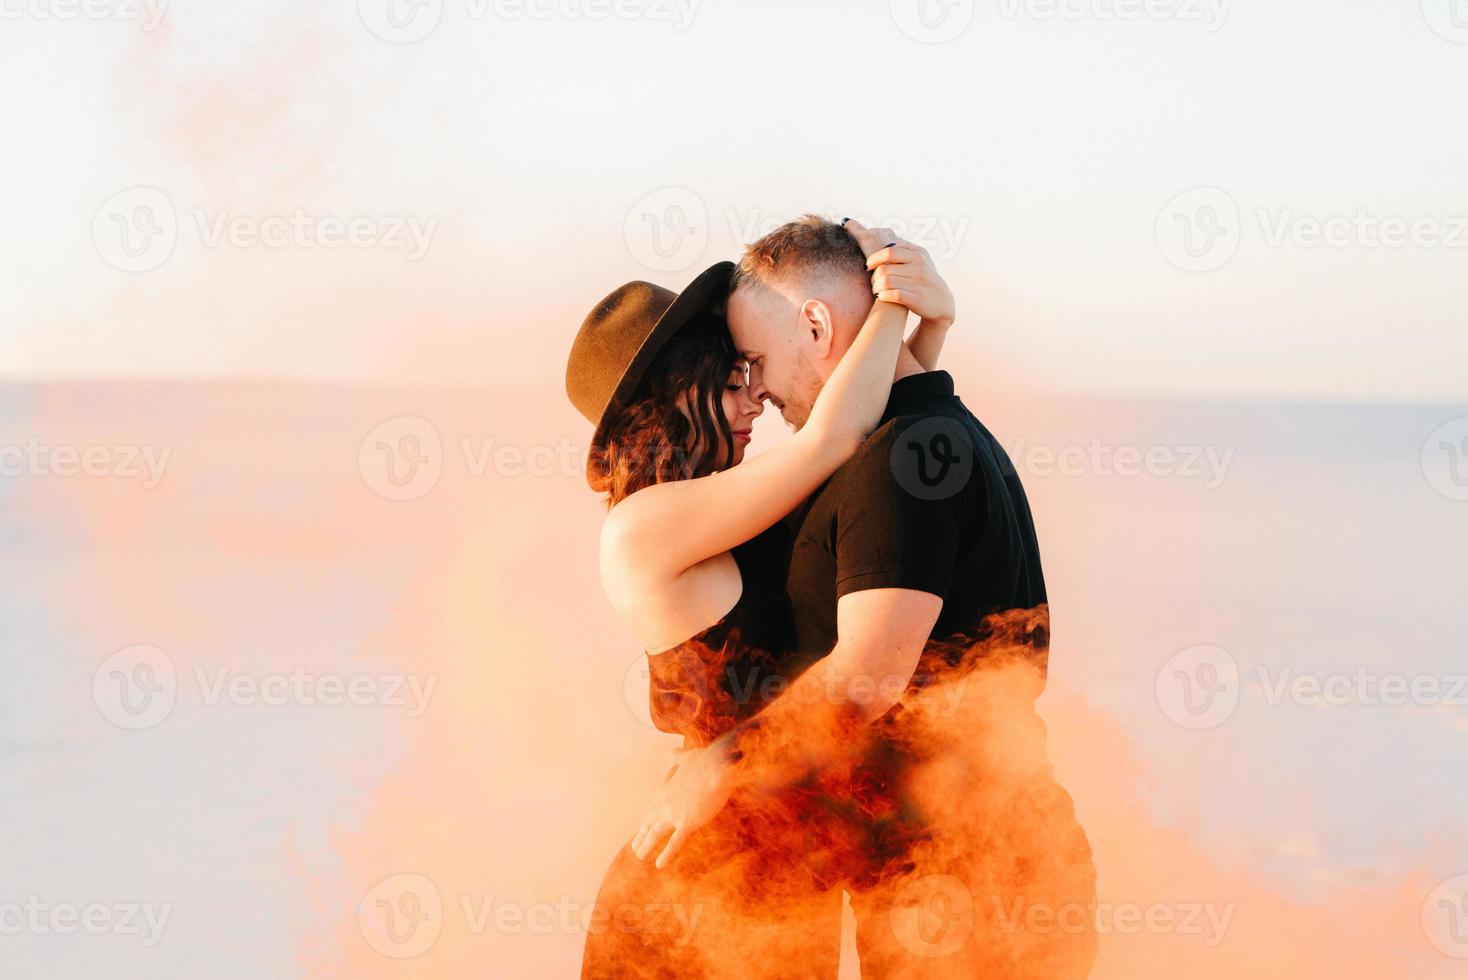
[784,370,1047,671]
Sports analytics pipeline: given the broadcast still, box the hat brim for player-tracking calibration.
[587,260,736,478]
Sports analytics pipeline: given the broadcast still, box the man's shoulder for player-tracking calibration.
[826,416,910,484]
[853,395,1024,520]
[851,399,975,465]
[819,403,974,498]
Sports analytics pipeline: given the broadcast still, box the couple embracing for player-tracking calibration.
[566,215,1096,979]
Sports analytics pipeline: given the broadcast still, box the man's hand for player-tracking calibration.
[843,219,956,330]
[630,745,735,869]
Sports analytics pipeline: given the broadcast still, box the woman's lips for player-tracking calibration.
[733,429,752,444]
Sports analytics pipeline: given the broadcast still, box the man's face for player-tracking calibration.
[726,284,825,429]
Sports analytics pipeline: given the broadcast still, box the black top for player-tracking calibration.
[785,370,1047,670]
[643,524,796,747]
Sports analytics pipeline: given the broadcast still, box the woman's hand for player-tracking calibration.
[844,219,956,331]
[630,745,736,869]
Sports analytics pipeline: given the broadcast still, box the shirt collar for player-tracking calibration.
[881,370,955,424]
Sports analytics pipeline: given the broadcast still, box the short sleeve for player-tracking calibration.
[833,425,967,600]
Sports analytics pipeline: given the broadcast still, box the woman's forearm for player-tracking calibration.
[801,300,909,450]
[907,316,951,371]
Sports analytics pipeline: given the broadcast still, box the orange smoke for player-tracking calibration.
[24,384,1450,977]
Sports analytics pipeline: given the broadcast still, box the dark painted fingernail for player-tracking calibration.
[841,217,850,226]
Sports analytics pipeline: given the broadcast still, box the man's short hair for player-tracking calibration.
[730,214,868,296]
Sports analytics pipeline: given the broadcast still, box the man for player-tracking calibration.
[637,216,1097,977]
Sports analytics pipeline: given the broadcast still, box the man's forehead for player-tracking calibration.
[724,289,758,335]
[726,284,779,330]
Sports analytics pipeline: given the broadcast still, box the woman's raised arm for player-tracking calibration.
[605,221,920,583]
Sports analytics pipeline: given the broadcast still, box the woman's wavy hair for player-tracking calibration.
[587,312,740,506]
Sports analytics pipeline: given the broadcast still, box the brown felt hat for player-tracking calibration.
[566,261,735,475]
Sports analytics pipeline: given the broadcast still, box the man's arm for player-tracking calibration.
[630,586,942,868]
[724,585,942,777]
[631,412,971,868]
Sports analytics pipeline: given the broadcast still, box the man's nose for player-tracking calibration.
[747,363,771,404]
[743,388,765,419]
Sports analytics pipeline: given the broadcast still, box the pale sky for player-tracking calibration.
[1,0,1465,401]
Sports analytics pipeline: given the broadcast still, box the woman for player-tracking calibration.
[565,221,956,978]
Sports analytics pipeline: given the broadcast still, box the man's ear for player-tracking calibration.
[798,299,837,361]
